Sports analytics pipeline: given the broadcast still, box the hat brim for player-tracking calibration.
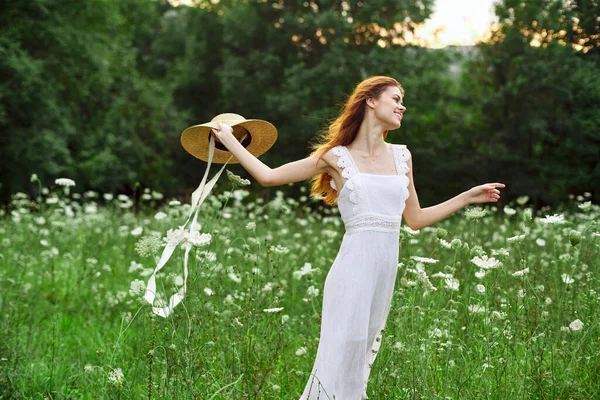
[180,119,278,164]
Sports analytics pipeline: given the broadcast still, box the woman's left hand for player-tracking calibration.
[465,183,506,205]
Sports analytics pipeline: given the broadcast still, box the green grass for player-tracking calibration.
[1,181,599,399]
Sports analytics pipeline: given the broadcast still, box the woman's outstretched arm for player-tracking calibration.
[402,148,505,230]
[211,123,330,187]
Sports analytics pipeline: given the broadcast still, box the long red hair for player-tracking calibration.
[309,76,404,205]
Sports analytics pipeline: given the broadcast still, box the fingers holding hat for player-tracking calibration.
[211,123,233,144]
[210,128,222,143]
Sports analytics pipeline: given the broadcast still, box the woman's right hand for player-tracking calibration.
[211,122,234,145]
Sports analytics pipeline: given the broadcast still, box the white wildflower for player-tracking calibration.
[131,227,143,236]
[128,261,144,273]
[401,226,419,235]
[134,233,163,257]
[468,304,486,313]
[293,263,319,280]
[561,274,574,284]
[270,245,290,254]
[512,267,529,277]
[507,234,526,243]
[228,271,241,284]
[408,263,437,291]
[464,206,489,220]
[410,256,439,264]
[154,211,168,220]
[569,319,583,331]
[476,284,486,293]
[429,328,443,338]
[204,287,214,296]
[475,270,487,279]
[516,196,529,205]
[171,275,183,286]
[186,230,211,247]
[295,346,307,356]
[165,227,187,247]
[578,201,591,212]
[471,255,501,270]
[263,307,284,313]
[108,368,124,386]
[439,238,452,249]
[536,238,546,246]
[445,278,460,291]
[55,178,75,187]
[491,247,510,257]
[431,272,453,279]
[503,206,516,216]
[538,214,566,224]
[321,229,338,238]
[307,286,320,297]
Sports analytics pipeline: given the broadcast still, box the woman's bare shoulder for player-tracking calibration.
[314,146,340,175]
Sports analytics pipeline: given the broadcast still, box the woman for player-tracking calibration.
[211,76,505,399]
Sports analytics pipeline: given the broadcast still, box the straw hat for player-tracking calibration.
[180,113,278,164]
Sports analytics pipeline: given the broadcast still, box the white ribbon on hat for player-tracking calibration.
[144,132,246,317]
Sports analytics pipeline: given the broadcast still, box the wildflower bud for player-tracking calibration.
[450,238,462,250]
[569,230,582,246]
[436,228,448,239]
[30,174,38,183]
[226,170,251,186]
[522,208,533,222]
[462,242,470,253]
[469,245,485,258]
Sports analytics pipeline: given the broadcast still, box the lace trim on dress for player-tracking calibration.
[344,212,401,235]
[330,145,368,215]
[392,145,411,201]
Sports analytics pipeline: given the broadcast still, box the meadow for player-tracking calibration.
[0,174,598,399]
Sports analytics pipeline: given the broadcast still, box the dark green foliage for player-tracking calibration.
[0,0,598,207]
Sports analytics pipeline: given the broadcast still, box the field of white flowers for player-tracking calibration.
[1,174,599,399]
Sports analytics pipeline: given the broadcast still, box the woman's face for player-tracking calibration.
[370,85,406,130]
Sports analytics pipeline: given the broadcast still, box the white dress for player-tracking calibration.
[299,144,411,400]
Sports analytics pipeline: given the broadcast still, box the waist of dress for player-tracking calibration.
[344,212,402,235]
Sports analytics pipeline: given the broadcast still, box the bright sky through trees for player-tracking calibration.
[414,0,497,48]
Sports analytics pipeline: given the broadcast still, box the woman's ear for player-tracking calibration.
[366,97,376,109]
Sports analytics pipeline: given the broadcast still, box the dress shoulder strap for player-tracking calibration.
[392,144,410,175]
[331,145,359,181]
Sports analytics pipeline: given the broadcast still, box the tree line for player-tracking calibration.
[1,0,598,208]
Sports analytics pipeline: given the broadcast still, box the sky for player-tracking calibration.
[414,0,498,48]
